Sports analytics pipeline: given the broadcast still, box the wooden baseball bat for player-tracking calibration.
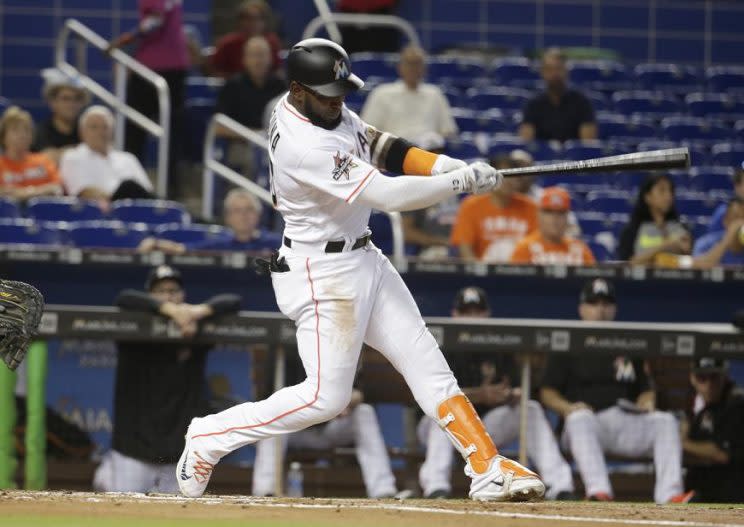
[499,147,690,178]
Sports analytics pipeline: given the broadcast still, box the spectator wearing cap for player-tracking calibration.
[540,279,690,503]
[680,357,744,502]
[196,189,280,253]
[707,168,744,235]
[617,174,690,266]
[519,48,597,142]
[417,286,575,500]
[93,265,241,493]
[0,106,63,201]
[60,105,154,210]
[510,187,594,265]
[32,68,90,165]
[692,198,744,268]
[361,46,458,144]
[451,155,538,262]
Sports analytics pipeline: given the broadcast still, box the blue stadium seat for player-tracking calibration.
[154,223,234,248]
[585,90,611,112]
[687,166,735,194]
[344,89,368,111]
[634,64,701,94]
[490,57,540,87]
[562,140,615,161]
[441,86,463,107]
[26,196,104,222]
[596,114,656,140]
[0,197,20,219]
[111,199,190,226]
[711,143,744,167]
[675,196,718,217]
[68,220,149,249]
[368,211,395,255]
[185,98,215,161]
[586,240,613,262]
[185,76,223,101]
[349,53,397,80]
[612,91,681,119]
[568,61,631,92]
[736,121,744,141]
[706,66,744,93]
[0,218,62,246]
[487,135,527,158]
[578,215,616,237]
[445,138,482,159]
[585,193,633,214]
[465,87,531,113]
[428,58,486,87]
[451,108,506,133]
[686,93,744,120]
[661,117,731,142]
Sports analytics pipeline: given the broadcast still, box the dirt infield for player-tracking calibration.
[1,491,743,527]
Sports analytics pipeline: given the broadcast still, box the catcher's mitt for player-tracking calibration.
[0,279,44,371]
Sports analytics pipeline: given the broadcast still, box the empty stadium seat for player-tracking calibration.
[661,117,731,142]
[706,66,744,93]
[578,215,616,237]
[634,64,701,94]
[451,108,506,133]
[441,86,462,107]
[68,220,149,249]
[185,76,223,101]
[349,53,397,80]
[154,223,234,248]
[585,193,633,214]
[445,138,482,159]
[465,87,531,113]
[568,61,631,92]
[675,196,719,217]
[428,58,486,87]
[586,240,613,262]
[0,197,20,219]
[612,91,681,119]
[185,98,215,161]
[490,57,539,87]
[111,199,190,226]
[585,90,611,112]
[368,211,395,255]
[0,218,63,246]
[686,93,744,120]
[563,140,615,161]
[736,121,744,141]
[687,166,736,194]
[711,143,744,167]
[596,114,656,140]
[26,196,104,222]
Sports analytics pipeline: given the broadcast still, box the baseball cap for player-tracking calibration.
[692,356,729,374]
[145,265,183,291]
[580,278,616,304]
[540,187,571,212]
[454,286,490,312]
[41,67,89,101]
[509,149,534,167]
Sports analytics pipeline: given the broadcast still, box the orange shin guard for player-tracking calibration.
[437,394,498,474]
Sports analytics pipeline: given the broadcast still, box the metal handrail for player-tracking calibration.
[56,19,171,197]
[302,13,421,48]
[202,112,407,270]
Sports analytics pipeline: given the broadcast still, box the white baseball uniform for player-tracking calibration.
[418,400,574,499]
[181,96,468,481]
[93,450,178,494]
[252,403,398,498]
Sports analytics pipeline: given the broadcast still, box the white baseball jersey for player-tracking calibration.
[268,94,379,244]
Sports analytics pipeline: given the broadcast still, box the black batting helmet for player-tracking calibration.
[286,38,364,97]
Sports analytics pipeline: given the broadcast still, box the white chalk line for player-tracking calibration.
[8,492,744,527]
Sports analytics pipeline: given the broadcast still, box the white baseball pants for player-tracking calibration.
[190,245,461,468]
[561,406,683,503]
[252,403,398,497]
[418,400,574,499]
[93,450,178,493]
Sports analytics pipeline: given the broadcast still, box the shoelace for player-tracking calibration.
[192,452,214,483]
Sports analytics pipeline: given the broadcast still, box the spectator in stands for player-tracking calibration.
[708,168,744,234]
[214,36,286,177]
[93,265,241,493]
[510,187,595,265]
[209,0,281,78]
[0,106,63,201]
[252,357,405,498]
[450,155,538,262]
[32,68,89,165]
[617,174,691,265]
[198,189,280,252]
[107,0,189,197]
[539,278,691,503]
[681,357,744,503]
[417,286,576,500]
[519,48,597,142]
[692,198,744,268]
[361,46,458,144]
[60,105,154,209]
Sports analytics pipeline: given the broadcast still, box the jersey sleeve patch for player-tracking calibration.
[298,147,379,204]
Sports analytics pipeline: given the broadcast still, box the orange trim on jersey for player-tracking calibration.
[282,100,310,123]
[192,257,321,440]
[402,147,438,176]
[345,168,376,203]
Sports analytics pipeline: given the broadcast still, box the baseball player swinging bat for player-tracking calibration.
[499,147,690,179]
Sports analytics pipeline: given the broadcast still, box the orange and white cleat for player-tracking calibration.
[177,417,218,498]
[668,490,696,504]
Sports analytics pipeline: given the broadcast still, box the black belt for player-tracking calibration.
[283,234,370,253]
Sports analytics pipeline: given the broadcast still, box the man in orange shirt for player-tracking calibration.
[450,155,538,262]
[511,187,595,265]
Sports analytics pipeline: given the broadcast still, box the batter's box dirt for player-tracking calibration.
[1,491,743,527]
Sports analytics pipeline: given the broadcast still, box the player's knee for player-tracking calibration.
[352,402,376,420]
[315,389,353,420]
[564,408,596,428]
